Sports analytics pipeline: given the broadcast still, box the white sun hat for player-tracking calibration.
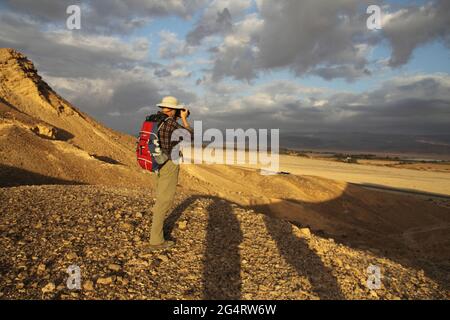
[156,96,185,109]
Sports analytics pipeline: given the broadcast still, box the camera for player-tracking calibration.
[175,107,190,118]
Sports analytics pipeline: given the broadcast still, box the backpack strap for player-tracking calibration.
[157,117,170,132]
[156,117,171,158]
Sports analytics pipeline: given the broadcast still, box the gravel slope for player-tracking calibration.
[1,185,448,300]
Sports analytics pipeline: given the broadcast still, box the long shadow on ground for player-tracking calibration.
[165,195,343,299]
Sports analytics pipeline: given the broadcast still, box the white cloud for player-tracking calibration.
[312,100,328,107]
[207,0,378,81]
[382,1,450,66]
[0,11,151,79]
[159,31,194,59]
[3,0,209,34]
[207,0,450,81]
[186,0,252,45]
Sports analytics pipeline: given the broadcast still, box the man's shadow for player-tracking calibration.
[165,195,243,299]
[263,215,344,299]
[165,195,343,299]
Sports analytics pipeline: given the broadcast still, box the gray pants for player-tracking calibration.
[150,161,180,245]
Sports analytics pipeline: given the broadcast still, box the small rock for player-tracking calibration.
[258,285,269,291]
[108,264,121,272]
[127,259,148,266]
[293,226,312,239]
[37,263,46,275]
[66,252,78,260]
[243,293,253,299]
[56,284,66,291]
[157,254,169,263]
[96,277,113,285]
[369,290,379,299]
[178,221,188,230]
[42,282,55,293]
[119,222,133,231]
[83,280,94,291]
[334,258,343,268]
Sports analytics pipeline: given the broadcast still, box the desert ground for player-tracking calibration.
[1,159,449,300]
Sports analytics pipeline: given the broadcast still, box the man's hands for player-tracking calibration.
[179,108,193,134]
[180,108,190,120]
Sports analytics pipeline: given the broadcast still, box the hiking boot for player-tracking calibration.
[143,241,175,252]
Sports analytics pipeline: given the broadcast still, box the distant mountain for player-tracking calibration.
[281,132,450,159]
[0,48,151,187]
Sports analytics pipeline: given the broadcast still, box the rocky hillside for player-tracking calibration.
[0,48,150,187]
[0,185,448,300]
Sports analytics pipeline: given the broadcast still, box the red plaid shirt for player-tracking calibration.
[158,114,191,159]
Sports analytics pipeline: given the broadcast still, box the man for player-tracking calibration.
[148,96,193,251]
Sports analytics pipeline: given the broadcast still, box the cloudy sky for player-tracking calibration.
[1,0,449,138]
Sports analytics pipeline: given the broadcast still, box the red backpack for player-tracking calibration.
[136,113,170,172]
